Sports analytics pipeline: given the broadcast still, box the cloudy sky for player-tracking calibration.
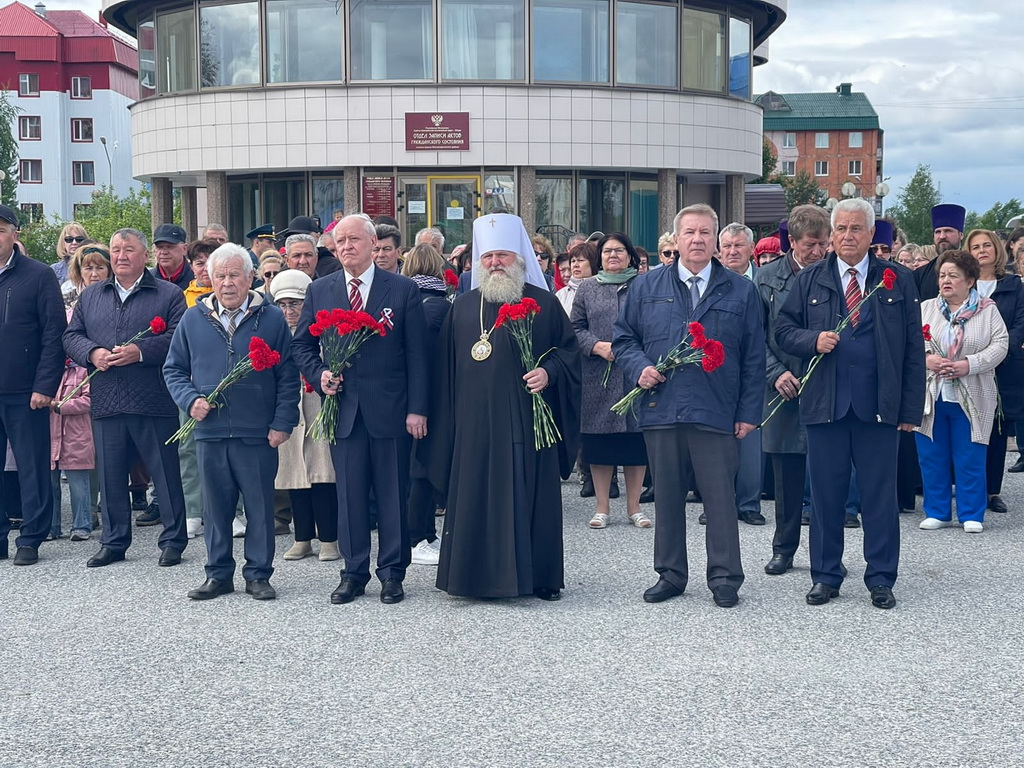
[37,0,1021,216]
[756,0,1021,216]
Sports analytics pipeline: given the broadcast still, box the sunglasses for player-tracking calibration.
[65,236,86,244]
[262,270,280,278]
[872,245,891,254]
[661,250,676,257]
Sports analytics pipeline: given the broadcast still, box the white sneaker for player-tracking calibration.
[411,538,440,566]
[186,518,204,538]
[919,517,957,530]
[232,516,247,538]
[963,521,984,533]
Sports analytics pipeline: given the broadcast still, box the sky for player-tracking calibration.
[755,0,1022,216]
[36,0,1022,217]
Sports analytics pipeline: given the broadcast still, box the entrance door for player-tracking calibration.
[428,176,481,250]
[398,177,428,243]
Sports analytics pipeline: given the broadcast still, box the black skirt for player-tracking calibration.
[581,432,648,466]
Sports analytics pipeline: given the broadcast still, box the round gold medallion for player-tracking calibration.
[471,337,492,361]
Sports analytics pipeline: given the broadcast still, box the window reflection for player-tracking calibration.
[267,0,343,83]
[442,0,525,80]
[351,0,433,80]
[728,16,751,99]
[616,2,676,87]
[138,17,155,98]
[200,2,260,87]
[484,173,516,214]
[157,7,196,94]
[629,178,658,251]
[578,176,624,235]
[683,7,724,92]
[536,177,574,231]
[534,0,608,83]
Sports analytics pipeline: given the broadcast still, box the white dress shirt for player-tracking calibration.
[216,296,250,333]
[836,253,869,295]
[344,262,375,309]
[677,259,715,298]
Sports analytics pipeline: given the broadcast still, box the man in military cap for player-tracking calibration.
[246,224,277,268]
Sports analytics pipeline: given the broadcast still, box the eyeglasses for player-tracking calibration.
[262,270,280,279]
[872,245,892,254]
[65,236,85,244]
[535,251,550,259]
[661,250,676,257]
[602,247,627,255]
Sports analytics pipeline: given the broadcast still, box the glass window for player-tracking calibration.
[18,74,39,96]
[484,173,516,214]
[815,132,829,148]
[72,203,90,219]
[312,177,345,228]
[536,176,573,232]
[534,0,608,83]
[21,203,44,222]
[138,17,156,98]
[728,16,751,99]
[200,2,260,88]
[616,2,676,88]
[18,116,40,140]
[20,159,41,183]
[782,132,796,148]
[578,176,624,235]
[73,161,95,186]
[781,160,795,176]
[71,76,92,99]
[264,177,306,230]
[814,160,828,176]
[351,0,433,81]
[267,0,343,83]
[683,8,724,92]
[157,8,197,93]
[228,178,261,242]
[849,160,862,176]
[628,178,658,252]
[849,131,863,148]
[71,118,93,142]
[442,0,525,80]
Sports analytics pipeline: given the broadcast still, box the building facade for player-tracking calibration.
[0,1,140,223]
[760,83,885,216]
[102,0,787,251]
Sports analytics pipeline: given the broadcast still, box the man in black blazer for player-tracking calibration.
[291,214,429,605]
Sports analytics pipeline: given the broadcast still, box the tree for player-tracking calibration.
[964,199,1024,233]
[887,164,940,245]
[0,88,20,207]
[781,170,826,210]
[752,138,782,185]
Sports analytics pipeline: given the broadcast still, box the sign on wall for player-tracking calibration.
[405,112,470,151]
[361,176,396,218]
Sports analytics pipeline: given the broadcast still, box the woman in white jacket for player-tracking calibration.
[916,250,1008,533]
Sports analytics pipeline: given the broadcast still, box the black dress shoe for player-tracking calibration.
[738,509,767,526]
[274,520,291,535]
[801,507,811,525]
[87,547,125,568]
[12,545,38,566]
[840,562,849,578]
[806,583,840,605]
[188,578,234,600]
[988,495,1008,514]
[712,585,739,608]
[764,554,793,575]
[534,587,561,601]
[1009,456,1024,473]
[245,579,277,600]
[135,503,161,527]
[639,486,655,504]
[0,540,8,560]
[330,577,365,604]
[380,578,404,604]
[580,477,595,498]
[844,513,861,529]
[158,547,182,567]
[870,585,896,609]
[643,578,683,603]
[698,511,707,525]
[130,491,148,511]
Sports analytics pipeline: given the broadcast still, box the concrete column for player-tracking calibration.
[344,167,359,215]
[206,172,228,232]
[180,186,198,241]
[518,167,536,233]
[658,169,677,237]
[151,177,173,237]
[725,174,745,227]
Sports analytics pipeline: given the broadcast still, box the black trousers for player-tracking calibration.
[769,453,805,558]
[0,394,51,549]
[407,477,439,546]
[289,483,338,543]
[986,418,1008,496]
[644,425,743,592]
[93,414,187,554]
[330,411,410,585]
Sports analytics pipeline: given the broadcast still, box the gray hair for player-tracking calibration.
[719,222,754,245]
[831,198,875,230]
[207,243,254,276]
[341,214,376,240]
[317,232,334,248]
[112,228,148,249]
[673,204,720,238]
[416,227,445,253]
[285,233,318,252]
[203,223,228,236]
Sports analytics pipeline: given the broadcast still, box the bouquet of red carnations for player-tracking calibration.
[306,309,387,443]
[495,297,562,450]
[59,315,167,408]
[610,321,725,417]
[167,336,281,444]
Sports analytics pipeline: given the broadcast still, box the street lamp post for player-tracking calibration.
[99,136,112,188]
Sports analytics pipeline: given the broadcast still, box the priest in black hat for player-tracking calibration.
[915,203,966,300]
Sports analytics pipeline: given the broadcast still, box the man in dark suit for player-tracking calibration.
[914,204,966,302]
[613,204,765,608]
[291,214,429,605]
[0,204,67,564]
[776,198,925,610]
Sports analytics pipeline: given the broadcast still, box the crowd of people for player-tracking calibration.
[1,197,1020,611]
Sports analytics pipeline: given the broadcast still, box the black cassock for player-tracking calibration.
[426,283,581,598]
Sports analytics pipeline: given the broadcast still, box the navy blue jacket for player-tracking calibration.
[163,292,299,440]
[990,275,1024,421]
[64,270,186,419]
[150,262,194,291]
[291,266,430,440]
[775,254,925,427]
[612,258,765,432]
[0,251,67,397]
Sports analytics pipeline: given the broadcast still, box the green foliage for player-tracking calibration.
[752,138,783,185]
[781,170,826,210]
[0,88,20,207]
[887,164,940,245]
[964,199,1024,234]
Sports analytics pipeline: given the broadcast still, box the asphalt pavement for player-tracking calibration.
[3,464,1024,768]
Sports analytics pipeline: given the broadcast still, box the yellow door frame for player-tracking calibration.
[426,175,482,227]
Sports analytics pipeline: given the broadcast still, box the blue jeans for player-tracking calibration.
[915,399,987,523]
[51,469,92,536]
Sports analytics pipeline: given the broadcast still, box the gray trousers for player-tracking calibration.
[644,425,744,592]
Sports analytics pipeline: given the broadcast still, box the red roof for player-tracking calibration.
[0,2,136,69]
[47,10,112,38]
[0,1,59,37]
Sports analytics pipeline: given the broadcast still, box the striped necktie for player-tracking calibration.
[844,268,862,327]
[349,278,363,313]
[226,308,241,337]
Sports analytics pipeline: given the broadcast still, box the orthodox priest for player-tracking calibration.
[427,214,581,601]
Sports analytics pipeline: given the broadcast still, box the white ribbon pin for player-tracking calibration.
[379,307,395,331]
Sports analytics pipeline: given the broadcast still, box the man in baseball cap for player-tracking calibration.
[151,223,194,291]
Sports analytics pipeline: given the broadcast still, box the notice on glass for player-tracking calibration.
[408,200,426,214]
[446,206,464,220]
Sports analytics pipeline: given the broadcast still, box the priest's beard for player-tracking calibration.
[477,259,526,304]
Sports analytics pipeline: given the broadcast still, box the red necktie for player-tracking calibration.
[844,268,862,327]
[348,278,362,313]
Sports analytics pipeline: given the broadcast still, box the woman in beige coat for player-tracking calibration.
[916,250,1008,533]
[269,270,340,561]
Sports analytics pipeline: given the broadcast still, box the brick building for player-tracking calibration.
[758,83,885,215]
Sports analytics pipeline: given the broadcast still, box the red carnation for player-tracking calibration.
[302,376,314,393]
[882,268,897,291]
[248,336,281,372]
[520,297,541,316]
[701,339,726,372]
[688,321,707,349]
[494,304,510,328]
[922,324,932,342]
[149,316,167,335]
[444,269,460,289]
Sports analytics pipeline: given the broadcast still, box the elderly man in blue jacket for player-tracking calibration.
[613,203,765,608]
[164,243,299,601]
